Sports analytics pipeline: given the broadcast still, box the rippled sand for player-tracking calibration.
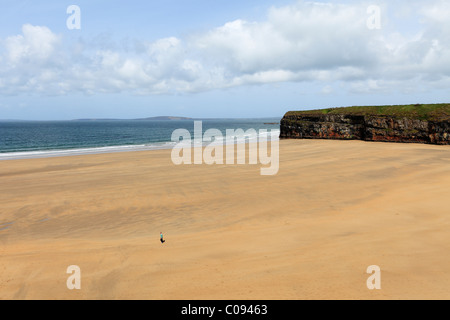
[1,140,450,299]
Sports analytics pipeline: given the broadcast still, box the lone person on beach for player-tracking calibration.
[160,232,166,244]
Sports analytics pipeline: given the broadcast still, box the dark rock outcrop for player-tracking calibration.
[280,113,450,145]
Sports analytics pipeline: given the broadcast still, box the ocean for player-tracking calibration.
[0,118,281,160]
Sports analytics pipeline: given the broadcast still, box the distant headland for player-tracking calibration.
[73,116,281,121]
[75,116,193,121]
[280,104,450,145]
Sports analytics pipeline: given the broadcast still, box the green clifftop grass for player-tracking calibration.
[285,104,450,121]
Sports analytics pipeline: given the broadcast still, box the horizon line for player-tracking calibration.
[0,116,282,122]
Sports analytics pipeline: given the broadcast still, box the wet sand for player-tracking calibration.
[1,140,450,300]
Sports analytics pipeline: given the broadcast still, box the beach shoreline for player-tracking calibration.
[0,129,280,161]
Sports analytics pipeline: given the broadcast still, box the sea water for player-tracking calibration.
[0,119,280,160]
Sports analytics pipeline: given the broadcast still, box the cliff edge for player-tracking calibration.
[280,104,450,145]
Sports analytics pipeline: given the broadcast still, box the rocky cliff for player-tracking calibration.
[280,104,450,145]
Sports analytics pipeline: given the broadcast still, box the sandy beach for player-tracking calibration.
[1,139,450,300]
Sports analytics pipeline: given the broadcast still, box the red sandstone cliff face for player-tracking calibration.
[280,113,450,145]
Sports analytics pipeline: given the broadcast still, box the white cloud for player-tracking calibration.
[1,1,450,96]
[194,2,376,77]
[5,24,60,65]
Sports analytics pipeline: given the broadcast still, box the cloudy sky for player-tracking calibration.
[1,0,450,120]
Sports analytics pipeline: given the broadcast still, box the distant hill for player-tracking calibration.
[74,116,193,121]
[135,116,193,121]
[73,116,280,121]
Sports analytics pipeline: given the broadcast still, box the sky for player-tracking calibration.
[1,0,450,120]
